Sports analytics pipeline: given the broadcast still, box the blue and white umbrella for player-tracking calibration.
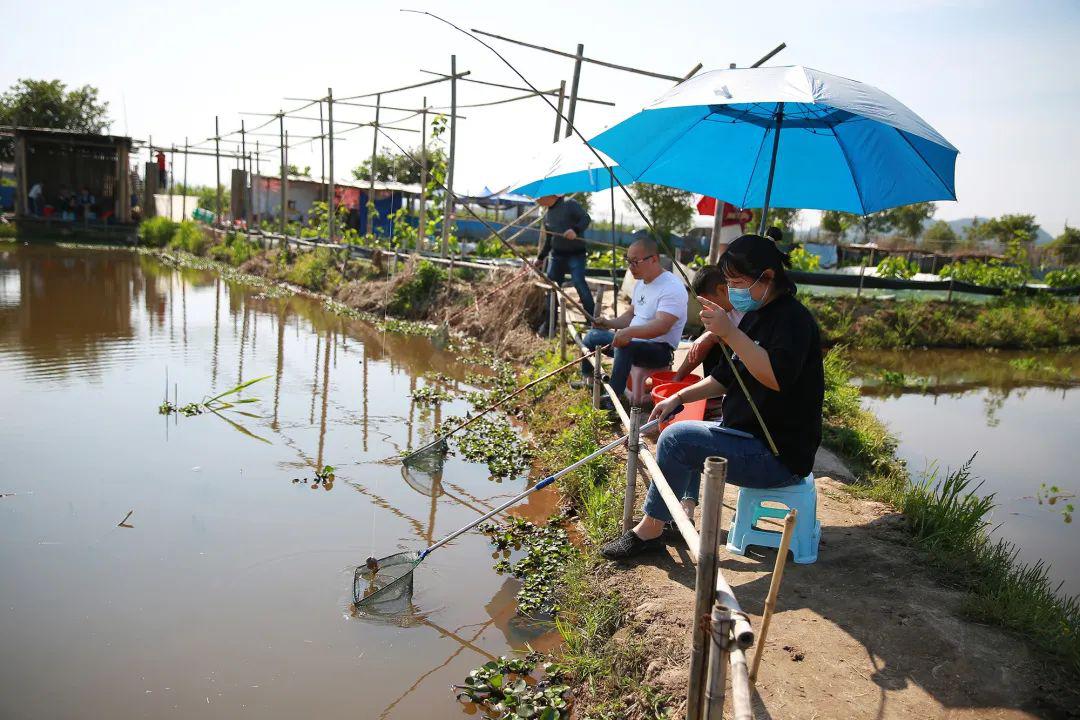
[588,65,958,228]
[509,135,634,198]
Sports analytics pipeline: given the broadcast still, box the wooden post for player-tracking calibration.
[708,200,725,265]
[182,138,189,219]
[592,347,602,409]
[688,456,727,720]
[559,291,567,361]
[13,136,27,217]
[327,87,335,243]
[168,146,174,220]
[318,100,326,193]
[214,116,222,223]
[610,173,618,314]
[750,510,797,684]
[705,604,731,719]
[417,96,427,254]
[552,80,566,142]
[547,285,557,339]
[367,93,380,239]
[240,121,249,230]
[441,55,457,258]
[947,276,955,303]
[564,44,584,138]
[278,112,286,237]
[623,406,643,532]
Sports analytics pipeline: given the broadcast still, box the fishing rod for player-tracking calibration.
[421,410,673,557]
[402,10,779,456]
[401,344,608,464]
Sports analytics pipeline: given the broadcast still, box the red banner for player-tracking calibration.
[696,196,752,226]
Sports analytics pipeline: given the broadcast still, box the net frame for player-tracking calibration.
[353,551,422,608]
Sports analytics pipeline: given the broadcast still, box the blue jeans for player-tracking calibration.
[581,328,673,398]
[643,421,801,522]
[547,252,595,319]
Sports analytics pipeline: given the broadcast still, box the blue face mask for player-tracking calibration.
[727,274,768,312]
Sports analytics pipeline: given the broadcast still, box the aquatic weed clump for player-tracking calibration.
[480,517,574,617]
[454,417,532,479]
[411,385,453,406]
[454,653,570,720]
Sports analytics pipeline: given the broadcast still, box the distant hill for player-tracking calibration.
[935,217,1054,245]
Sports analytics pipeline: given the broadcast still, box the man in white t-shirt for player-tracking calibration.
[580,237,688,402]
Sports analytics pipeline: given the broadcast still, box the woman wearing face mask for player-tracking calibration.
[601,233,824,560]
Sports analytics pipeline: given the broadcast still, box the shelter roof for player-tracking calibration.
[1,126,132,148]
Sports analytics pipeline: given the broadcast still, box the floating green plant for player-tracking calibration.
[158,375,270,416]
[479,517,573,617]
[454,653,570,720]
[455,418,532,479]
[411,385,453,405]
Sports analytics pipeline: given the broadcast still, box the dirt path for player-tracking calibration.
[600,449,1079,720]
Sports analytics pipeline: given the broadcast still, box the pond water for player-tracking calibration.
[849,348,1080,596]
[0,243,555,719]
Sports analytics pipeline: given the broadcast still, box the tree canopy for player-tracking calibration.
[352,145,447,185]
[1048,225,1080,264]
[0,79,110,159]
[922,220,959,252]
[885,202,936,240]
[628,184,694,241]
[966,214,1041,247]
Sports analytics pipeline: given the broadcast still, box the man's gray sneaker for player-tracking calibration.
[600,530,664,560]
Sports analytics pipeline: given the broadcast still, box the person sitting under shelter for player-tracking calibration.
[579,236,688,404]
[535,194,595,322]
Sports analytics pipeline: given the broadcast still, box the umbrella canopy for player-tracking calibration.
[509,135,634,198]
[589,65,957,216]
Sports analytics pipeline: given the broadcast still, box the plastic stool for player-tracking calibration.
[726,473,820,564]
[625,365,672,406]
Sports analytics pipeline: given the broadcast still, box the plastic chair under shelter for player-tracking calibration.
[726,473,820,564]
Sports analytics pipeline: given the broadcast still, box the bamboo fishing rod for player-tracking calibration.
[403,10,780,458]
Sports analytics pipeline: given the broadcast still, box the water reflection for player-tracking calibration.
[0,244,557,720]
[855,348,1079,595]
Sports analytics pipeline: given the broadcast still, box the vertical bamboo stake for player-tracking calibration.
[318,100,326,191]
[168,146,174,220]
[750,510,797,684]
[622,406,643,531]
[610,171,618,315]
[548,286,557,339]
[278,112,286,238]
[367,93,379,238]
[552,80,566,142]
[327,88,335,243]
[709,199,725,265]
[705,605,731,719]
[240,120,250,232]
[441,55,457,258]
[418,96,427,254]
[592,347,602,409]
[564,44,584,138]
[214,116,222,222]
[688,456,727,720]
[559,291,567,361]
[182,137,189,219]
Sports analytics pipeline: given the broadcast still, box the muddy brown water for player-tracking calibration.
[0,243,557,719]
[850,348,1080,596]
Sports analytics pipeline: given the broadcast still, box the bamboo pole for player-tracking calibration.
[705,605,731,719]
[327,88,335,242]
[418,96,427,253]
[441,56,457,257]
[168,146,174,220]
[278,112,286,237]
[687,456,727,720]
[367,93,379,238]
[559,291,567,361]
[565,44,584,138]
[750,509,797,684]
[182,137,189,218]
[214,116,222,222]
[727,647,753,720]
[552,80,566,142]
[623,407,643,531]
[592,345,602,409]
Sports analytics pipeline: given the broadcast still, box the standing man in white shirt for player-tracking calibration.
[580,237,688,403]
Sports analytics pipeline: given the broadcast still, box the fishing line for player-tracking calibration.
[403,9,779,456]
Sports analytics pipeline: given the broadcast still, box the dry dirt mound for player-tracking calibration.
[600,474,1079,720]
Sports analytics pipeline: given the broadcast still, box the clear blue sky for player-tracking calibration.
[3,0,1077,234]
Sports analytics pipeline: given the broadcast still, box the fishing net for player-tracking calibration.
[400,434,450,470]
[354,551,421,610]
[400,458,443,498]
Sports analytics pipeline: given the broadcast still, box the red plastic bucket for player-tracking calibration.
[644,371,702,390]
[651,382,708,431]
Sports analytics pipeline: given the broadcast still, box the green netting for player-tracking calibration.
[353,551,421,610]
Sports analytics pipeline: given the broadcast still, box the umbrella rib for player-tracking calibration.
[739,121,775,210]
[897,130,957,202]
[829,123,868,215]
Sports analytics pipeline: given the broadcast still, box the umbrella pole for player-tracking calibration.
[610,172,618,315]
[757,103,785,236]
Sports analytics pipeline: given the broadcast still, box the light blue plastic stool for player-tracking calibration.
[726,473,820,564]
